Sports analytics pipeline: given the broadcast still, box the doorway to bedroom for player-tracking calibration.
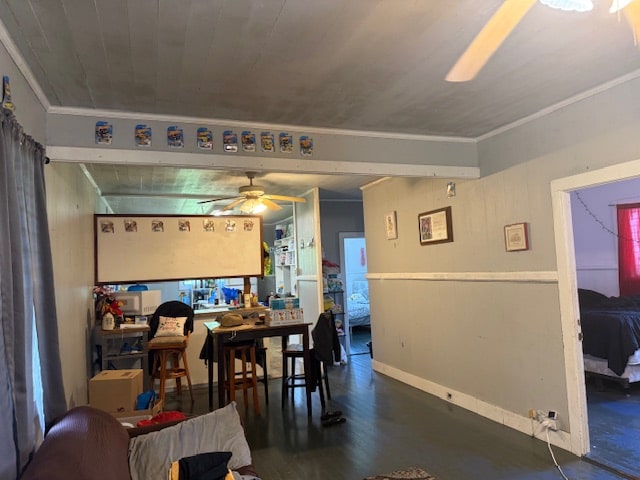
[570,179,640,478]
[339,232,371,357]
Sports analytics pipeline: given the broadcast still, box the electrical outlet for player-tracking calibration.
[533,409,559,431]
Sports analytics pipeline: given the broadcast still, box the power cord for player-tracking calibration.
[530,411,569,480]
[545,426,569,480]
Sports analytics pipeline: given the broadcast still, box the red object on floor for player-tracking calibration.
[136,410,187,427]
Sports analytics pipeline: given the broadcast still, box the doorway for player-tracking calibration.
[570,180,640,477]
[552,158,640,472]
[339,232,371,356]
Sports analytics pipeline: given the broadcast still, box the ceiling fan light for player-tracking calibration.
[539,0,593,11]
[610,0,633,12]
[239,197,267,214]
[239,199,257,213]
[252,202,268,214]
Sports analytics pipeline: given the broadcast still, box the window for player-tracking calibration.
[617,203,640,295]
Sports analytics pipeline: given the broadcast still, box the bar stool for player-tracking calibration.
[149,335,193,403]
[281,344,331,408]
[148,301,195,404]
[255,342,269,404]
[281,344,304,408]
[223,341,261,414]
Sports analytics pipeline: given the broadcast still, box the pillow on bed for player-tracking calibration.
[128,401,252,480]
[351,280,369,300]
[577,289,609,309]
[349,292,368,304]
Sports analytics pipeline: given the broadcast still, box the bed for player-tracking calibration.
[578,288,640,393]
[347,280,370,328]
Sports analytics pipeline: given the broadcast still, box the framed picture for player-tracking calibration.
[418,206,453,246]
[504,222,529,252]
[384,211,398,240]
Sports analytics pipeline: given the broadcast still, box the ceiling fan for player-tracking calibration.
[198,171,306,214]
[446,0,640,82]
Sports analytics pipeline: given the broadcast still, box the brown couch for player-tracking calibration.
[21,405,259,480]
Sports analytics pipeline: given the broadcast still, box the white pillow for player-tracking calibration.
[155,316,187,337]
[128,401,252,480]
[349,292,368,304]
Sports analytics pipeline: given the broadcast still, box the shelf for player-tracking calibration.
[274,236,294,243]
[103,352,146,360]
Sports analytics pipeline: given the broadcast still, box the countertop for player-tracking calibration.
[193,305,268,318]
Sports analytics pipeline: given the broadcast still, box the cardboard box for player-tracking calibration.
[112,399,163,428]
[89,369,143,413]
[269,297,300,310]
[267,308,304,326]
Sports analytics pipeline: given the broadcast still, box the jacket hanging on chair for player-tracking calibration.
[312,311,340,365]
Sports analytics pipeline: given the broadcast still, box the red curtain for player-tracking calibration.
[618,203,640,295]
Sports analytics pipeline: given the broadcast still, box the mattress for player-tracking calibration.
[584,351,640,383]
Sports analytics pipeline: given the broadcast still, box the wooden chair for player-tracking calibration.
[148,301,195,404]
[282,312,338,410]
[281,345,331,408]
[223,340,261,414]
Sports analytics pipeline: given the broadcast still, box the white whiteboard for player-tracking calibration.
[95,215,263,284]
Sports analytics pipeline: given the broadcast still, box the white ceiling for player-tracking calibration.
[3,0,640,220]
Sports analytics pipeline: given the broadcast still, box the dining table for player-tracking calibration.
[204,319,313,416]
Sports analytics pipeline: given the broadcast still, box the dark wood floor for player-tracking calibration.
[165,339,627,480]
[586,376,640,479]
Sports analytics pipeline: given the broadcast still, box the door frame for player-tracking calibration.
[552,157,640,456]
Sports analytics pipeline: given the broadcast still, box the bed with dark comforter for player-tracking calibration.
[579,288,640,392]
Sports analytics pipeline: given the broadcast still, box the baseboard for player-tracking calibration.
[371,359,572,452]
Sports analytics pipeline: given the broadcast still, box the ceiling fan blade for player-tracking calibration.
[197,195,241,205]
[261,198,283,211]
[263,194,307,203]
[445,0,537,82]
[622,0,640,45]
[222,198,247,211]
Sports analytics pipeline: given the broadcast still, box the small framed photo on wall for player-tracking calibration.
[418,206,453,246]
[504,222,529,252]
[385,211,398,239]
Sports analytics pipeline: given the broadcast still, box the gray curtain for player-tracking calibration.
[0,109,66,479]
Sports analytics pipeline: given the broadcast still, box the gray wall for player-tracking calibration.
[364,73,640,452]
[0,37,46,141]
[45,111,478,168]
[319,200,364,266]
[364,172,565,417]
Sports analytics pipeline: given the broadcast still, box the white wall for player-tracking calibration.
[45,162,98,408]
[570,179,640,297]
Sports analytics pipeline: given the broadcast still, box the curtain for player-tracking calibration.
[617,203,640,295]
[0,109,66,478]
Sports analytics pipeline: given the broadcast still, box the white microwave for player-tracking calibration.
[113,290,162,316]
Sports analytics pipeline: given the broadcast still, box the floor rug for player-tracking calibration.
[363,467,435,480]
